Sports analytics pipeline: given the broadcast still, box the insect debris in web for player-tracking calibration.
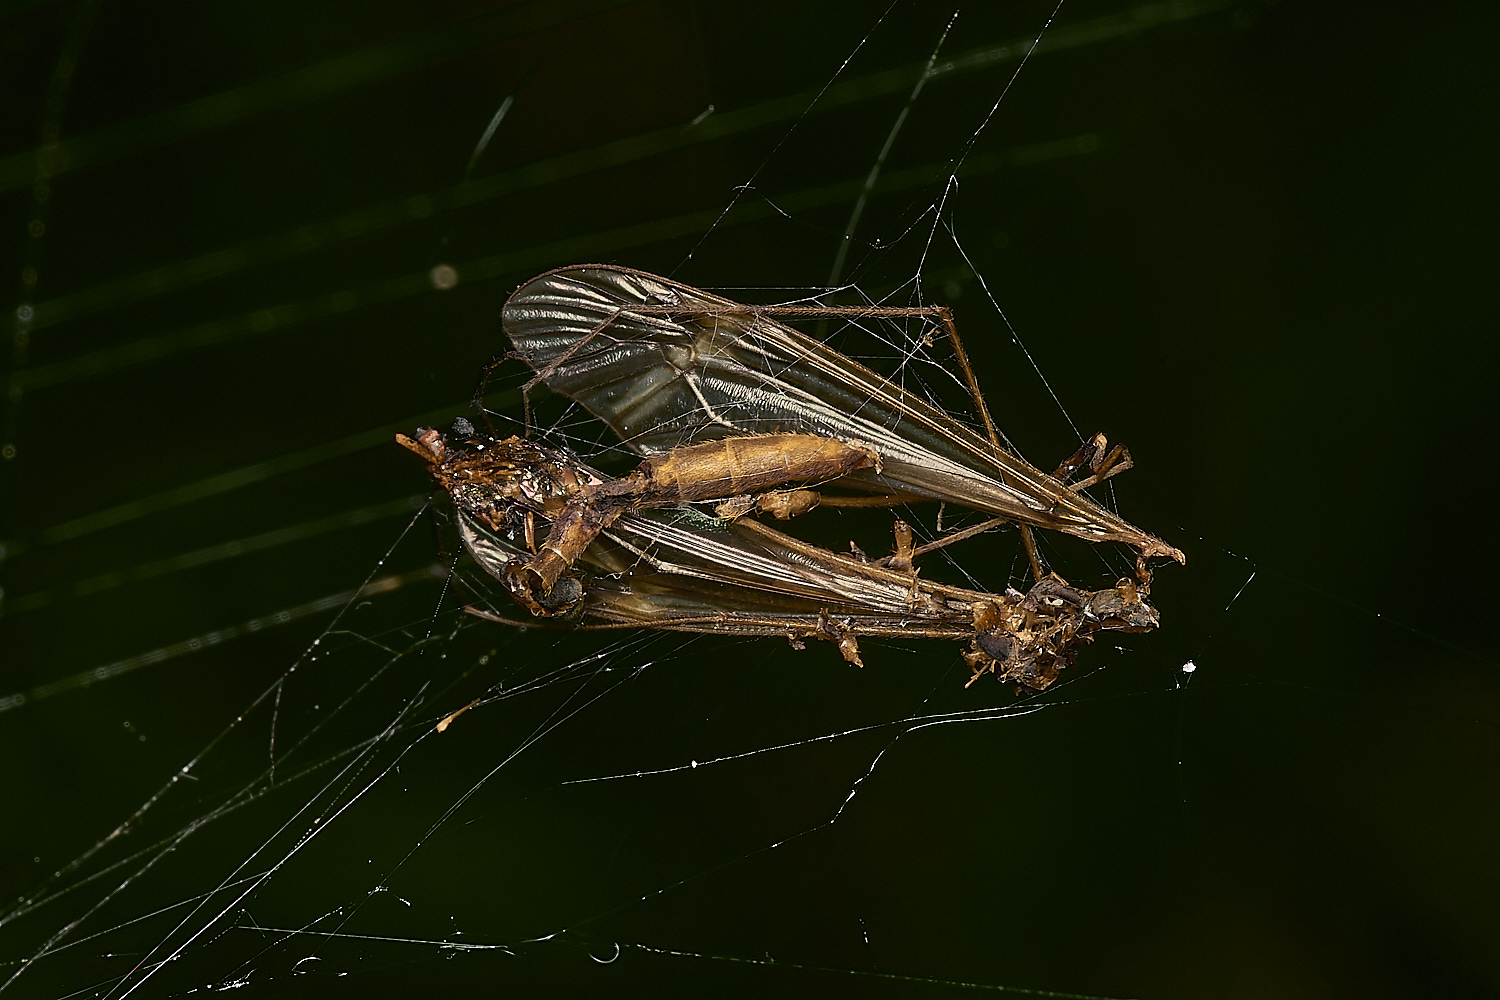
[412,425,884,616]
[398,423,1160,690]
[499,265,1185,588]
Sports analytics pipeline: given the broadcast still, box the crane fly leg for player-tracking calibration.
[716,489,923,521]
[489,304,642,434]
[1018,523,1046,584]
[1050,433,1135,492]
[885,516,1008,564]
[1051,433,1105,482]
[1069,443,1133,492]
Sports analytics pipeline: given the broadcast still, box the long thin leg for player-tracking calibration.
[873,515,1008,566]
[803,492,924,508]
[472,355,517,436]
[1050,433,1134,492]
[1069,444,1133,492]
[1051,433,1108,482]
[1018,523,1046,583]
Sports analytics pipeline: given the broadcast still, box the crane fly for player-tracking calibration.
[500,264,1184,583]
[399,424,1160,690]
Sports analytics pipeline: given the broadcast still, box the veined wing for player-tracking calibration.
[503,264,1180,560]
[457,502,972,624]
[591,511,981,620]
[456,501,1158,689]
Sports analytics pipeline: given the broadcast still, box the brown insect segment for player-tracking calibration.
[397,429,602,615]
[400,429,880,616]
[964,576,1153,689]
[396,429,591,524]
[623,434,879,502]
[404,425,1163,691]
[507,433,878,610]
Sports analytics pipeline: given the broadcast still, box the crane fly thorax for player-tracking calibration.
[413,432,601,536]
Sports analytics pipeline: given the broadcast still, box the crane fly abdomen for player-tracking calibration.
[510,434,877,607]
[625,434,878,502]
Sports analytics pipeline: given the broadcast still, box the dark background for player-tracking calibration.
[2,0,1497,997]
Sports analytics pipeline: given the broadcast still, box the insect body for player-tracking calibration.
[399,425,1159,690]
[400,427,878,612]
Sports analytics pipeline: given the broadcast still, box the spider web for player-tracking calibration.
[3,2,1497,998]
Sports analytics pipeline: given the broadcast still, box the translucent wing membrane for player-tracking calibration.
[503,264,1184,567]
[503,266,977,460]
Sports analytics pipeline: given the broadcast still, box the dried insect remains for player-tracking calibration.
[399,424,1160,689]
[400,265,1182,688]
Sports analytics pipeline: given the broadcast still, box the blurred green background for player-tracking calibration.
[2,0,1497,996]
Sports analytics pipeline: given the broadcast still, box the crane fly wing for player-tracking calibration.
[500,265,738,453]
[455,489,1157,688]
[503,265,1179,557]
[503,265,1004,468]
[592,512,950,617]
[456,504,964,624]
